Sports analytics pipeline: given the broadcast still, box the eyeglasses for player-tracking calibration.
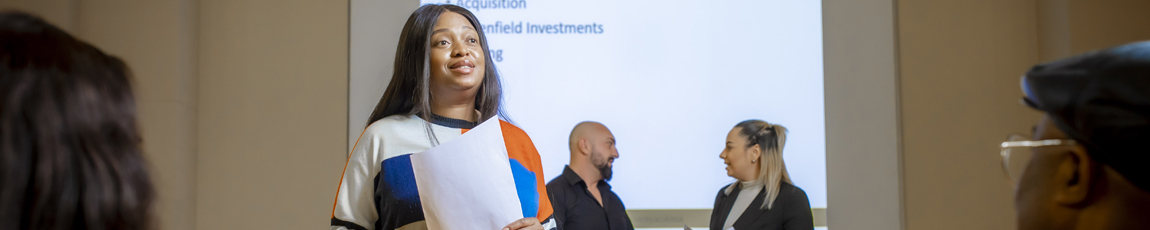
[1000,134,1078,185]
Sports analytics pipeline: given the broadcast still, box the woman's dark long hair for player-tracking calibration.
[0,12,155,230]
[365,4,507,144]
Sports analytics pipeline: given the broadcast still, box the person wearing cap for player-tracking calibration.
[1002,41,1150,230]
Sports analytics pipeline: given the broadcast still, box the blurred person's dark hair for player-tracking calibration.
[0,11,154,230]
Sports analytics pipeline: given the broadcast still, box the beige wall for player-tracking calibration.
[196,0,347,228]
[0,0,347,229]
[1065,0,1150,55]
[897,0,1040,229]
[1038,0,1150,62]
[0,0,76,31]
[823,0,904,229]
[78,1,201,230]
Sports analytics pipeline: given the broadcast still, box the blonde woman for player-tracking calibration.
[712,120,813,230]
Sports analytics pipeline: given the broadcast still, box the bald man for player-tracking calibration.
[546,122,634,230]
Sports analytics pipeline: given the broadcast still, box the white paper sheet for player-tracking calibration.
[411,117,523,230]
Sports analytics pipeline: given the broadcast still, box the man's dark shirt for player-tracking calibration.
[546,166,634,230]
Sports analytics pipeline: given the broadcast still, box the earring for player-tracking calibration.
[752,160,756,163]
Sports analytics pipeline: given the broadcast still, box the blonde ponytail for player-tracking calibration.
[758,124,791,210]
[727,120,793,210]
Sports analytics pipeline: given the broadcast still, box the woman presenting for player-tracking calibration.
[712,120,813,230]
[331,4,555,230]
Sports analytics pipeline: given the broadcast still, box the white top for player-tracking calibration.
[723,180,763,230]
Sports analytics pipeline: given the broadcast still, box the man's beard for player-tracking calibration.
[591,151,613,181]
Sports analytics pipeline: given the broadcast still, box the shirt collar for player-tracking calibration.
[427,113,479,129]
[562,165,583,186]
[561,165,610,188]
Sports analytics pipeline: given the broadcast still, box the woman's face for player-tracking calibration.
[720,127,760,181]
[428,12,486,98]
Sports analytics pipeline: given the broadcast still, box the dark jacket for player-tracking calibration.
[709,182,813,230]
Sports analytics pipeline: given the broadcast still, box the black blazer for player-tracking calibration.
[709,182,813,230]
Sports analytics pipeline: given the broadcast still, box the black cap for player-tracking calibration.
[1021,41,1150,192]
